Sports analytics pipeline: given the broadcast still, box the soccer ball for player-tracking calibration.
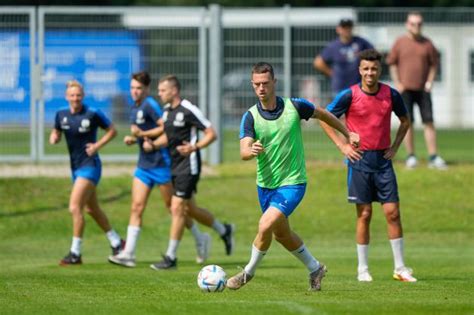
[197,264,227,292]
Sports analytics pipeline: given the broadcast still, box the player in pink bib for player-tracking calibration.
[321,49,417,283]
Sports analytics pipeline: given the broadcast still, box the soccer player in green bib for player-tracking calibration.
[227,62,360,291]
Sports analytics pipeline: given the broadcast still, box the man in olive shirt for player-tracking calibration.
[387,11,447,170]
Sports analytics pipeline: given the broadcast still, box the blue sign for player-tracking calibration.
[0,32,30,124]
[0,30,141,124]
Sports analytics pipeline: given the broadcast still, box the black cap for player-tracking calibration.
[339,18,354,27]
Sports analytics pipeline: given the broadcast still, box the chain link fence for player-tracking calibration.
[0,6,473,163]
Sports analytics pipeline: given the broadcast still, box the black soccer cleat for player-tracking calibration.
[150,255,177,270]
[111,239,126,256]
[221,223,235,255]
[59,252,82,266]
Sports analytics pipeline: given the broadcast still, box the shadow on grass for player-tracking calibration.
[0,188,130,218]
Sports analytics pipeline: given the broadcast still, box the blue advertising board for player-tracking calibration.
[0,30,141,124]
[0,32,30,124]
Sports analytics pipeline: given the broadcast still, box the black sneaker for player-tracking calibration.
[59,252,82,266]
[150,255,177,270]
[221,223,235,255]
[111,239,126,256]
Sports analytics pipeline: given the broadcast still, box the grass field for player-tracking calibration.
[1,162,473,314]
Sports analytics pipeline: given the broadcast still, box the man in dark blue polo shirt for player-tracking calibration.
[314,18,373,96]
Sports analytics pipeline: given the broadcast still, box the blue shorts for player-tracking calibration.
[347,166,399,204]
[257,184,306,217]
[72,166,101,186]
[134,167,171,188]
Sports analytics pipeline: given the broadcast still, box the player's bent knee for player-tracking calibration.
[170,205,186,217]
[258,220,274,234]
[69,205,82,215]
[131,202,145,215]
[386,210,400,223]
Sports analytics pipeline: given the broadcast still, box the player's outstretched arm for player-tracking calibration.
[315,107,361,162]
[49,128,62,145]
[319,120,361,163]
[313,107,352,140]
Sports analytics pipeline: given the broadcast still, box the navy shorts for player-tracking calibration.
[347,166,399,204]
[172,174,199,199]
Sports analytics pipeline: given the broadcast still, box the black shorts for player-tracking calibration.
[172,174,200,199]
[401,90,434,124]
[347,166,399,204]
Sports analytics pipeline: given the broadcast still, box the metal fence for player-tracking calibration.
[1,6,473,163]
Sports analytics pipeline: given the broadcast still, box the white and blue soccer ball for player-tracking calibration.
[197,264,227,292]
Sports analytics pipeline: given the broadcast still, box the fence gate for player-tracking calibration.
[0,7,37,162]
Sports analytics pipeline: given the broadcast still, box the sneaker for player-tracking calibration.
[309,264,327,291]
[196,233,211,264]
[357,269,373,282]
[393,266,417,282]
[108,251,136,268]
[405,155,418,169]
[150,255,177,270]
[226,270,253,290]
[111,239,126,256]
[59,252,82,266]
[428,156,447,170]
[221,223,235,255]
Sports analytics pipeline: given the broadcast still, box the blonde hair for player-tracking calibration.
[66,80,84,93]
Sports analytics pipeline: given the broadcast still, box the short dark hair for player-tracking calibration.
[339,18,354,27]
[159,74,181,92]
[251,62,274,79]
[132,71,151,87]
[359,49,382,63]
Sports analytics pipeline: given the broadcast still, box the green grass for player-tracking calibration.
[0,163,473,314]
[2,126,474,163]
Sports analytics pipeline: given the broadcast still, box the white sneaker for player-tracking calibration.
[393,266,417,282]
[195,233,211,264]
[428,156,447,170]
[108,251,136,268]
[357,269,373,282]
[405,155,418,169]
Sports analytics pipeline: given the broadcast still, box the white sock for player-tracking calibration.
[357,244,369,273]
[70,237,82,256]
[390,237,405,270]
[291,244,320,273]
[166,239,180,260]
[106,229,121,248]
[124,225,141,256]
[244,244,267,276]
[190,223,203,242]
[212,219,226,236]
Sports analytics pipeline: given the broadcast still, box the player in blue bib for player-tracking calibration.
[108,72,211,268]
[49,80,123,265]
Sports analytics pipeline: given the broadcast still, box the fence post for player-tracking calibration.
[208,4,222,165]
[29,7,38,162]
[283,4,292,98]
